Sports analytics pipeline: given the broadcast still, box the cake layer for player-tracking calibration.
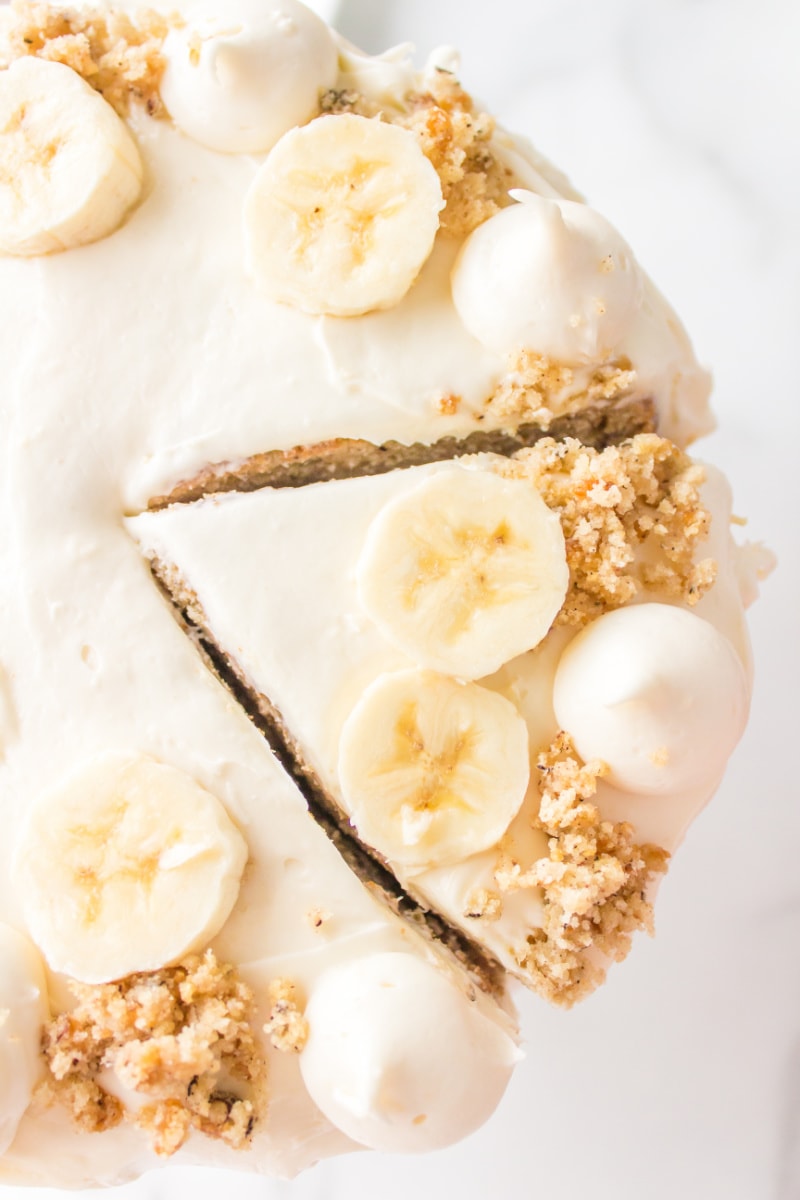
[130,441,755,1006]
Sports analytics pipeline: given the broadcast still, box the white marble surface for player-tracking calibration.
[6,0,799,1197]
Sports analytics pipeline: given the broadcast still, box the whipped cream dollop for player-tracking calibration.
[553,603,750,795]
[0,925,49,1157]
[300,952,520,1152]
[451,190,644,361]
[160,0,338,154]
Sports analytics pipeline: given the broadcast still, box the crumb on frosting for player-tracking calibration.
[399,69,513,238]
[496,433,717,626]
[263,978,309,1054]
[0,1,170,115]
[495,732,669,1007]
[463,888,503,922]
[483,350,638,430]
[38,950,267,1157]
[306,907,332,931]
[320,69,514,239]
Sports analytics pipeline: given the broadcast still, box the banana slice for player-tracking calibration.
[338,669,530,870]
[16,754,248,984]
[357,467,569,680]
[0,57,143,257]
[244,113,444,317]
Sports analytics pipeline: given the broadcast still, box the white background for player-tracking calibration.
[7,1,800,1197]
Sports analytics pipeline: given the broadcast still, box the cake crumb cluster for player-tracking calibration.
[463,888,503,922]
[495,733,669,1007]
[38,951,267,1157]
[321,69,512,238]
[399,70,512,238]
[498,433,716,625]
[0,0,169,115]
[484,350,637,429]
[263,978,309,1054]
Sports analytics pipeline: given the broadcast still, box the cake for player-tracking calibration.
[0,0,771,1187]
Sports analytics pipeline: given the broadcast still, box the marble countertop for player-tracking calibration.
[6,1,799,1197]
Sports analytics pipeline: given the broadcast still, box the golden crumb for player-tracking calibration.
[264,979,309,1054]
[438,392,463,416]
[306,907,332,931]
[40,951,267,1157]
[318,87,380,119]
[495,733,668,1006]
[463,888,503,922]
[483,350,637,430]
[315,71,513,237]
[496,434,716,625]
[1,1,171,115]
[398,70,512,237]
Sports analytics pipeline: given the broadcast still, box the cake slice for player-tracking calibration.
[130,438,754,1007]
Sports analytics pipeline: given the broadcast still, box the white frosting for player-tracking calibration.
[300,952,520,1152]
[0,926,48,1158]
[0,7,742,1184]
[160,0,338,154]
[553,604,750,795]
[452,191,645,361]
[128,454,754,978]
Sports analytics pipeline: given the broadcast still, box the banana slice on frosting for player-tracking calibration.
[338,669,530,870]
[0,57,143,257]
[244,113,445,316]
[16,754,248,984]
[357,467,569,680]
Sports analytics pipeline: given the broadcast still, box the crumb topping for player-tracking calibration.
[463,888,503,922]
[320,69,513,239]
[497,433,716,625]
[0,1,170,115]
[398,70,512,238]
[495,733,669,1006]
[263,978,309,1054]
[39,951,267,1157]
[484,350,638,430]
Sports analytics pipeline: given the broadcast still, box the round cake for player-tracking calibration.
[0,0,771,1186]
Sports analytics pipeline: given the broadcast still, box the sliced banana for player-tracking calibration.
[357,467,569,680]
[0,57,143,257]
[244,113,444,317]
[338,669,530,870]
[16,754,248,984]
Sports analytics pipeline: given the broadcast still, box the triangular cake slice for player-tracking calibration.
[130,436,754,1007]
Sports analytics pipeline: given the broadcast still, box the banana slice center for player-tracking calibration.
[284,158,406,269]
[0,104,60,209]
[373,699,481,838]
[407,516,533,643]
[66,797,192,927]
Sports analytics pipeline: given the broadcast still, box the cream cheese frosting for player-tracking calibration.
[0,0,765,1185]
[128,454,758,991]
[0,926,48,1159]
[300,952,520,1153]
